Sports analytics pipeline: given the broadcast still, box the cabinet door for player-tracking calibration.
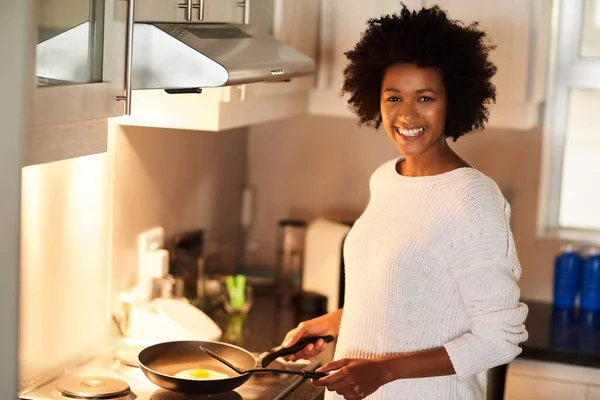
[35,0,125,125]
[504,374,587,400]
[135,0,241,23]
[31,0,126,165]
[588,386,600,400]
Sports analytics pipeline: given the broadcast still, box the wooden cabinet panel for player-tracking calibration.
[504,374,587,400]
[30,0,127,165]
[588,386,600,400]
[135,0,240,23]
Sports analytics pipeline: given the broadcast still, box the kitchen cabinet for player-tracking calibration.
[309,0,552,131]
[124,0,319,132]
[135,0,243,24]
[504,374,587,400]
[31,0,127,165]
[504,359,600,400]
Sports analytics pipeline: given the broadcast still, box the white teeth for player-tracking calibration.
[395,126,426,136]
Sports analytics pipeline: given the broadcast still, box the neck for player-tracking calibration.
[400,137,459,177]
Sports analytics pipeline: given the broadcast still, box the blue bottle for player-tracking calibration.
[553,244,582,309]
[580,248,600,311]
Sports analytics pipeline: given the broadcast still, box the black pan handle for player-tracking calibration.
[248,368,328,379]
[259,335,335,367]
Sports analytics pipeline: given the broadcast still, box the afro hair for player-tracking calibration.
[342,3,497,141]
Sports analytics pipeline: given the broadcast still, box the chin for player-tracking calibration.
[394,140,430,158]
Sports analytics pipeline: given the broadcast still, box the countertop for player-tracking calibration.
[520,299,600,367]
[208,290,329,400]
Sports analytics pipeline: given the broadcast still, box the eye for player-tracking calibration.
[386,96,400,102]
[419,96,434,102]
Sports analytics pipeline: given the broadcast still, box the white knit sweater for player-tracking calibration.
[326,158,528,400]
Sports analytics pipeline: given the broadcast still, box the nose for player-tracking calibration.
[397,101,418,123]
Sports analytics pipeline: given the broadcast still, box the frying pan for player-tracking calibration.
[138,335,334,395]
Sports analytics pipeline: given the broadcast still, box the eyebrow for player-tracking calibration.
[382,88,439,95]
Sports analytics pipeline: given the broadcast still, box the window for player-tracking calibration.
[541,0,600,238]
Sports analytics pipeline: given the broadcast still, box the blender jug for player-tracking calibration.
[275,219,307,306]
[170,229,205,307]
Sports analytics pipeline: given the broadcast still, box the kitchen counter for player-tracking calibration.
[520,299,600,367]
[208,289,329,400]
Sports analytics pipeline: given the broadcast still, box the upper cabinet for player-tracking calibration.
[423,0,552,130]
[135,0,244,24]
[30,0,127,165]
[309,0,553,131]
[123,0,319,132]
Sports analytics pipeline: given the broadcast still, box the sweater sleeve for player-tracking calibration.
[443,194,529,382]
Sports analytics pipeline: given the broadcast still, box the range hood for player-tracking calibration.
[36,22,316,90]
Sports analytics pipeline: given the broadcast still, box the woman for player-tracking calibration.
[280,5,528,400]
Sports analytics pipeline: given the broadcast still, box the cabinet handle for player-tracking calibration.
[178,0,204,21]
[237,0,250,25]
[316,0,335,90]
[198,0,204,21]
[178,0,193,21]
[117,0,136,115]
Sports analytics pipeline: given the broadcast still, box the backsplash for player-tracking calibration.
[20,153,111,383]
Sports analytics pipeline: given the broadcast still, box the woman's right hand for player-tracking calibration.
[281,309,343,361]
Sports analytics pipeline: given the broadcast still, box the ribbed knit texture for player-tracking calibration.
[325,158,528,400]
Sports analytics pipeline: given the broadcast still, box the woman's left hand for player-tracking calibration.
[312,358,390,400]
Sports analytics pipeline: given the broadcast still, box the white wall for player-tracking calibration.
[246,115,564,302]
[20,154,112,383]
[0,0,32,397]
[108,124,248,315]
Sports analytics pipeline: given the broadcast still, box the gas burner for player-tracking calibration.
[54,376,134,400]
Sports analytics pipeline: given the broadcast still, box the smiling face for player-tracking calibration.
[380,63,448,159]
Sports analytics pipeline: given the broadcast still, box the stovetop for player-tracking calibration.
[18,344,319,400]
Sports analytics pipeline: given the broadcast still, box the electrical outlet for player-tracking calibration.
[137,226,165,255]
[137,226,166,288]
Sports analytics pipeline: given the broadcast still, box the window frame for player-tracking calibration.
[538,0,600,241]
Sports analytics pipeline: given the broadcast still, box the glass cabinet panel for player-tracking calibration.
[36,0,105,86]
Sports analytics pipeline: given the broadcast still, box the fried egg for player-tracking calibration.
[174,368,229,380]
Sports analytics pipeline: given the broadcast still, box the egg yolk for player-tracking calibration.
[174,368,229,380]
[189,369,210,379]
